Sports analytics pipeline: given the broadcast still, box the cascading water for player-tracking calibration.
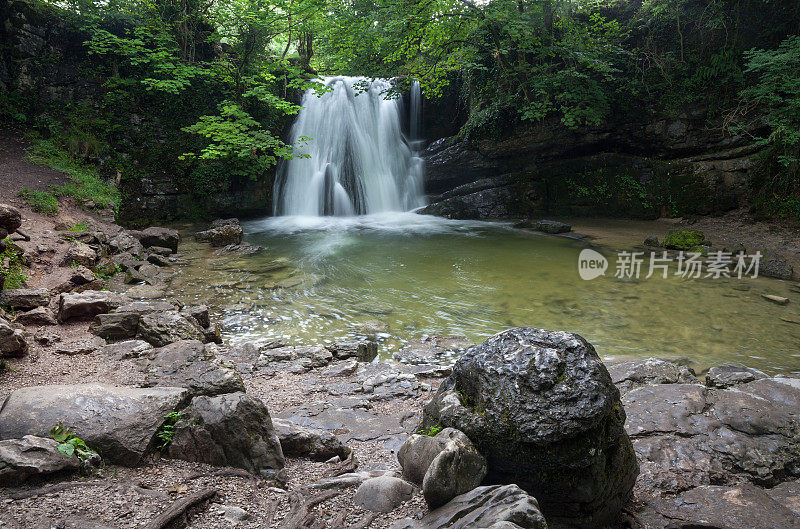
[274,76,425,217]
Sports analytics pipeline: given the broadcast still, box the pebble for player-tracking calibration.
[762,294,790,305]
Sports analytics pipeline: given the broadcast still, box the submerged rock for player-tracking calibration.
[168,392,285,480]
[390,484,547,529]
[534,220,572,234]
[0,435,81,486]
[421,327,638,528]
[0,384,189,466]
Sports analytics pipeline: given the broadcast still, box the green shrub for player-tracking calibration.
[19,188,59,216]
[1,240,29,289]
[155,411,184,450]
[662,229,706,251]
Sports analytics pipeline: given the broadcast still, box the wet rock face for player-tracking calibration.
[168,392,285,480]
[624,377,800,499]
[390,484,548,529]
[422,327,638,528]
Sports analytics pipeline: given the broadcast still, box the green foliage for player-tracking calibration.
[1,241,29,289]
[19,188,59,216]
[27,138,120,211]
[69,222,90,232]
[94,262,122,281]
[662,229,706,251]
[418,425,443,437]
[155,411,183,450]
[50,423,100,462]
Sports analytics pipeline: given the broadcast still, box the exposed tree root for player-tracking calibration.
[144,487,217,529]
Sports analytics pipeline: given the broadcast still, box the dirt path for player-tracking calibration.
[0,129,68,205]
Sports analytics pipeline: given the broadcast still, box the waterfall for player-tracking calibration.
[274,76,425,217]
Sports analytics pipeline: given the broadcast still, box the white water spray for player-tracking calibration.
[274,77,425,217]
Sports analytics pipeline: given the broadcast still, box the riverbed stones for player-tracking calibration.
[0,384,189,466]
[390,485,548,529]
[271,417,350,461]
[89,312,141,340]
[61,241,98,268]
[141,339,245,396]
[606,357,698,395]
[706,365,767,388]
[421,327,638,528]
[353,476,414,513]
[0,316,27,357]
[130,227,180,253]
[0,288,50,310]
[326,340,378,362]
[15,306,57,326]
[395,335,473,365]
[195,219,243,246]
[167,392,285,480]
[0,435,81,486]
[58,290,128,321]
[136,311,205,346]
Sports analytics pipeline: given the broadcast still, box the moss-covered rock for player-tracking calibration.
[662,228,706,251]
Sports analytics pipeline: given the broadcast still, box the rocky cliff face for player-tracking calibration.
[419,98,766,220]
[0,0,278,226]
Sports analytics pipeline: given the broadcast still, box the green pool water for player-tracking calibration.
[167,213,800,374]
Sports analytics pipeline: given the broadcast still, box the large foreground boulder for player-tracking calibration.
[0,316,28,358]
[0,435,81,486]
[168,392,285,480]
[391,484,548,529]
[422,328,638,528]
[0,384,189,466]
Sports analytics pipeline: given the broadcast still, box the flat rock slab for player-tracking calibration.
[276,398,416,444]
[58,291,129,321]
[624,378,800,499]
[0,384,189,466]
[639,484,800,529]
[390,484,547,529]
[0,288,50,310]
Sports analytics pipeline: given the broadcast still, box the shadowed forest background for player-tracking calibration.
[1,0,799,223]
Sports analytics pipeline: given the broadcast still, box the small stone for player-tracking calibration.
[534,220,571,234]
[706,365,768,388]
[762,294,790,305]
[643,236,660,247]
[220,505,251,523]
